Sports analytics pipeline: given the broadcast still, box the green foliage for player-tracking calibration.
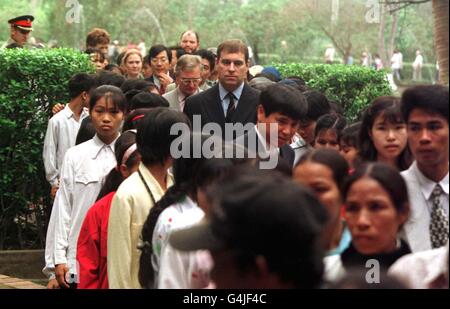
[275,63,393,122]
[0,48,94,249]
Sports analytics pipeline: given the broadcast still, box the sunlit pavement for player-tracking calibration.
[0,274,45,289]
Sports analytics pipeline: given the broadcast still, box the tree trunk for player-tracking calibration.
[388,10,398,60]
[378,4,387,65]
[432,0,449,85]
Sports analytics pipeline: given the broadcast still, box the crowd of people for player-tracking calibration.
[2,15,448,289]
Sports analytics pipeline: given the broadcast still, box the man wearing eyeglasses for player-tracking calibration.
[1,15,34,49]
[163,54,203,112]
[184,39,260,141]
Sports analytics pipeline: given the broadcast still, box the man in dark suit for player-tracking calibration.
[184,39,260,141]
[235,84,308,169]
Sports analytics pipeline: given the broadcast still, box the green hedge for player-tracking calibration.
[274,63,393,122]
[0,48,94,249]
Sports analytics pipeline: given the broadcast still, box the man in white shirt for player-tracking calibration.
[391,49,402,81]
[163,54,203,112]
[43,73,95,199]
[400,85,449,253]
[44,85,124,289]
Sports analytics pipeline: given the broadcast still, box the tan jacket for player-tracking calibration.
[107,163,173,289]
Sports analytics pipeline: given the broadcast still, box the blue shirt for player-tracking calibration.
[218,82,245,117]
[327,224,352,256]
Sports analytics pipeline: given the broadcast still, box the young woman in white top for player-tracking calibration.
[45,85,125,289]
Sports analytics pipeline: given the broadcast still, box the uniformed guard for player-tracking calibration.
[1,15,34,49]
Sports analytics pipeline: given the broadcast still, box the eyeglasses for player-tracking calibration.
[151,57,168,64]
[180,78,202,86]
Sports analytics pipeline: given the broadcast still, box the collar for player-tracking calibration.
[91,134,117,159]
[64,105,89,120]
[254,124,279,153]
[341,239,411,271]
[177,88,199,103]
[138,162,174,192]
[411,161,449,200]
[218,82,245,101]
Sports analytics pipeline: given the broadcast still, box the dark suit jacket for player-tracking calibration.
[184,83,260,141]
[234,126,295,169]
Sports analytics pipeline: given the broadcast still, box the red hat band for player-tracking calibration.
[14,20,32,28]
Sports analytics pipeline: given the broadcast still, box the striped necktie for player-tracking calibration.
[429,184,449,248]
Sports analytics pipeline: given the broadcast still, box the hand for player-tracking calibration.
[50,185,59,200]
[157,72,173,88]
[52,103,65,115]
[55,264,70,289]
[47,278,60,289]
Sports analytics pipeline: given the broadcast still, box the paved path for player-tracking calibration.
[0,274,45,289]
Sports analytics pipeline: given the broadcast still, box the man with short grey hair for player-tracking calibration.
[163,54,203,112]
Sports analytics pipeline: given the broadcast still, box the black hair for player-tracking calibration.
[89,85,126,112]
[95,71,125,88]
[136,107,190,166]
[401,84,449,122]
[139,133,226,288]
[254,72,278,82]
[175,48,186,59]
[75,117,95,145]
[195,49,216,72]
[122,108,152,132]
[358,96,411,170]
[340,122,361,148]
[329,101,344,116]
[85,47,105,63]
[286,76,306,86]
[314,113,347,140]
[116,50,126,66]
[96,130,139,200]
[143,55,151,65]
[104,63,120,71]
[296,148,349,196]
[129,92,169,111]
[208,166,326,288]
[148,45,172,64]
[303,90,331,121]
[68,73,96,99]
[195,158,234,190]
[121,79,156,94]
[259,84,307,121]
[342,162,409,216]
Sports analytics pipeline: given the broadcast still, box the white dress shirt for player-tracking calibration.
[152,197,204,284]
[43,105,89,186]
[401,161,449,252]
[153,197,211,289]
[43,135,117,279]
